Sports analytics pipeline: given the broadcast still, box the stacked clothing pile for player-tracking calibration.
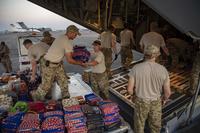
[1,112,24,132]
[28,101,46,113]
[0,94,12,111]
[19,69,41,92]
[10,101,28,113]
[62,98,79,108]
[17,81,29,101]
[46,100,62,112]
[64,105,87,133]
[99,101,121,131]
[72,45,90,63]
[41,111,64,133]
[82,104,104,133]
[84,93,103,105]
[18,113,40,132]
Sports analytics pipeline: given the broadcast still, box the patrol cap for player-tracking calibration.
[92,40,101,46]
[144,45,160,57]
[43,31,51,37]
[66,25,81,36]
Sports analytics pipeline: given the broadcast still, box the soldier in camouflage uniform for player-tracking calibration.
[166,38,192,68]
[127,45,171,133]
[0,41,12,73]
[31,25,84,101]
[23,39,49,82]
[100,25,117,77]
[120,23,135,69]
[86,40,110,99]
[41,31,55,46]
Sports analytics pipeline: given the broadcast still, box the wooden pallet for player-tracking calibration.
[169,69,190,93]
[109,68,191,101]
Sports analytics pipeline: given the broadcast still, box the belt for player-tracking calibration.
[44,59,61,67]
[47,61,60,65]
[136,96,160,102]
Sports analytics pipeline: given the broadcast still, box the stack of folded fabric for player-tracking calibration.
[64,105,87,133]
[19,69,41,92]
[28,101,46,113]
[72,45,90,63]
[84,93,103,105]
[81,104,104,133]
[41,111,64,133]
[75,96,85,105]
[18,113,41,132]
[0,94,13,111]
[46,100,61,112]
[99,101,121,131]
[1,112,24,132]
[62,98,79,108]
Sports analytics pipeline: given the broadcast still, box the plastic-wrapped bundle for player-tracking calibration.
[19,69,41,92]
[28,101,46,113]
[81,105,104,133]
[63,105,82,113]
[84,93,103,105]
[1,112,24,132]
[10,101,28,113]
[46,100,61,112]
[62,98,79,108]
[41,111,64,133]
[43,111,63,118]
[18,113,41,132]
[98,100,121,131]
[0,94,13,111]
[72,45,90,63]
[64,105,87,133]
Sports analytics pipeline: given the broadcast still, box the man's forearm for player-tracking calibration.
[127,77,135,95]
[31,61,37,78]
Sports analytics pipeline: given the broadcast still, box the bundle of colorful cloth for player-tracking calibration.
[64,105,87,133]
[99,100,121,131]
[18,113,41,132]
[41,111,64,133]
[62,98,79,108]
[0,94,13,111]
[19,69,41,92]
[81,104,104,133]
[72,45,90,63]
[1,112,24,132]
[84,93,103,105]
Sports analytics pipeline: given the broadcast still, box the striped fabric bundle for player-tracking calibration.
[72,45,90,63]
[64,104,87,133]
[41,111,64,133]
[99,100,121,131]
[18,113,40,132]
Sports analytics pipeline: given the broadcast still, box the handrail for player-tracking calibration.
[186,31,200,40]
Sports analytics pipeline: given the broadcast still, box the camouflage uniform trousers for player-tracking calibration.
[189,51,200,95]
[134,97,161,133]
[121,45,133,68]
[101,48,112,76]
[90,71,110,99]
[0,55,12,73]
[32,58,69,101]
